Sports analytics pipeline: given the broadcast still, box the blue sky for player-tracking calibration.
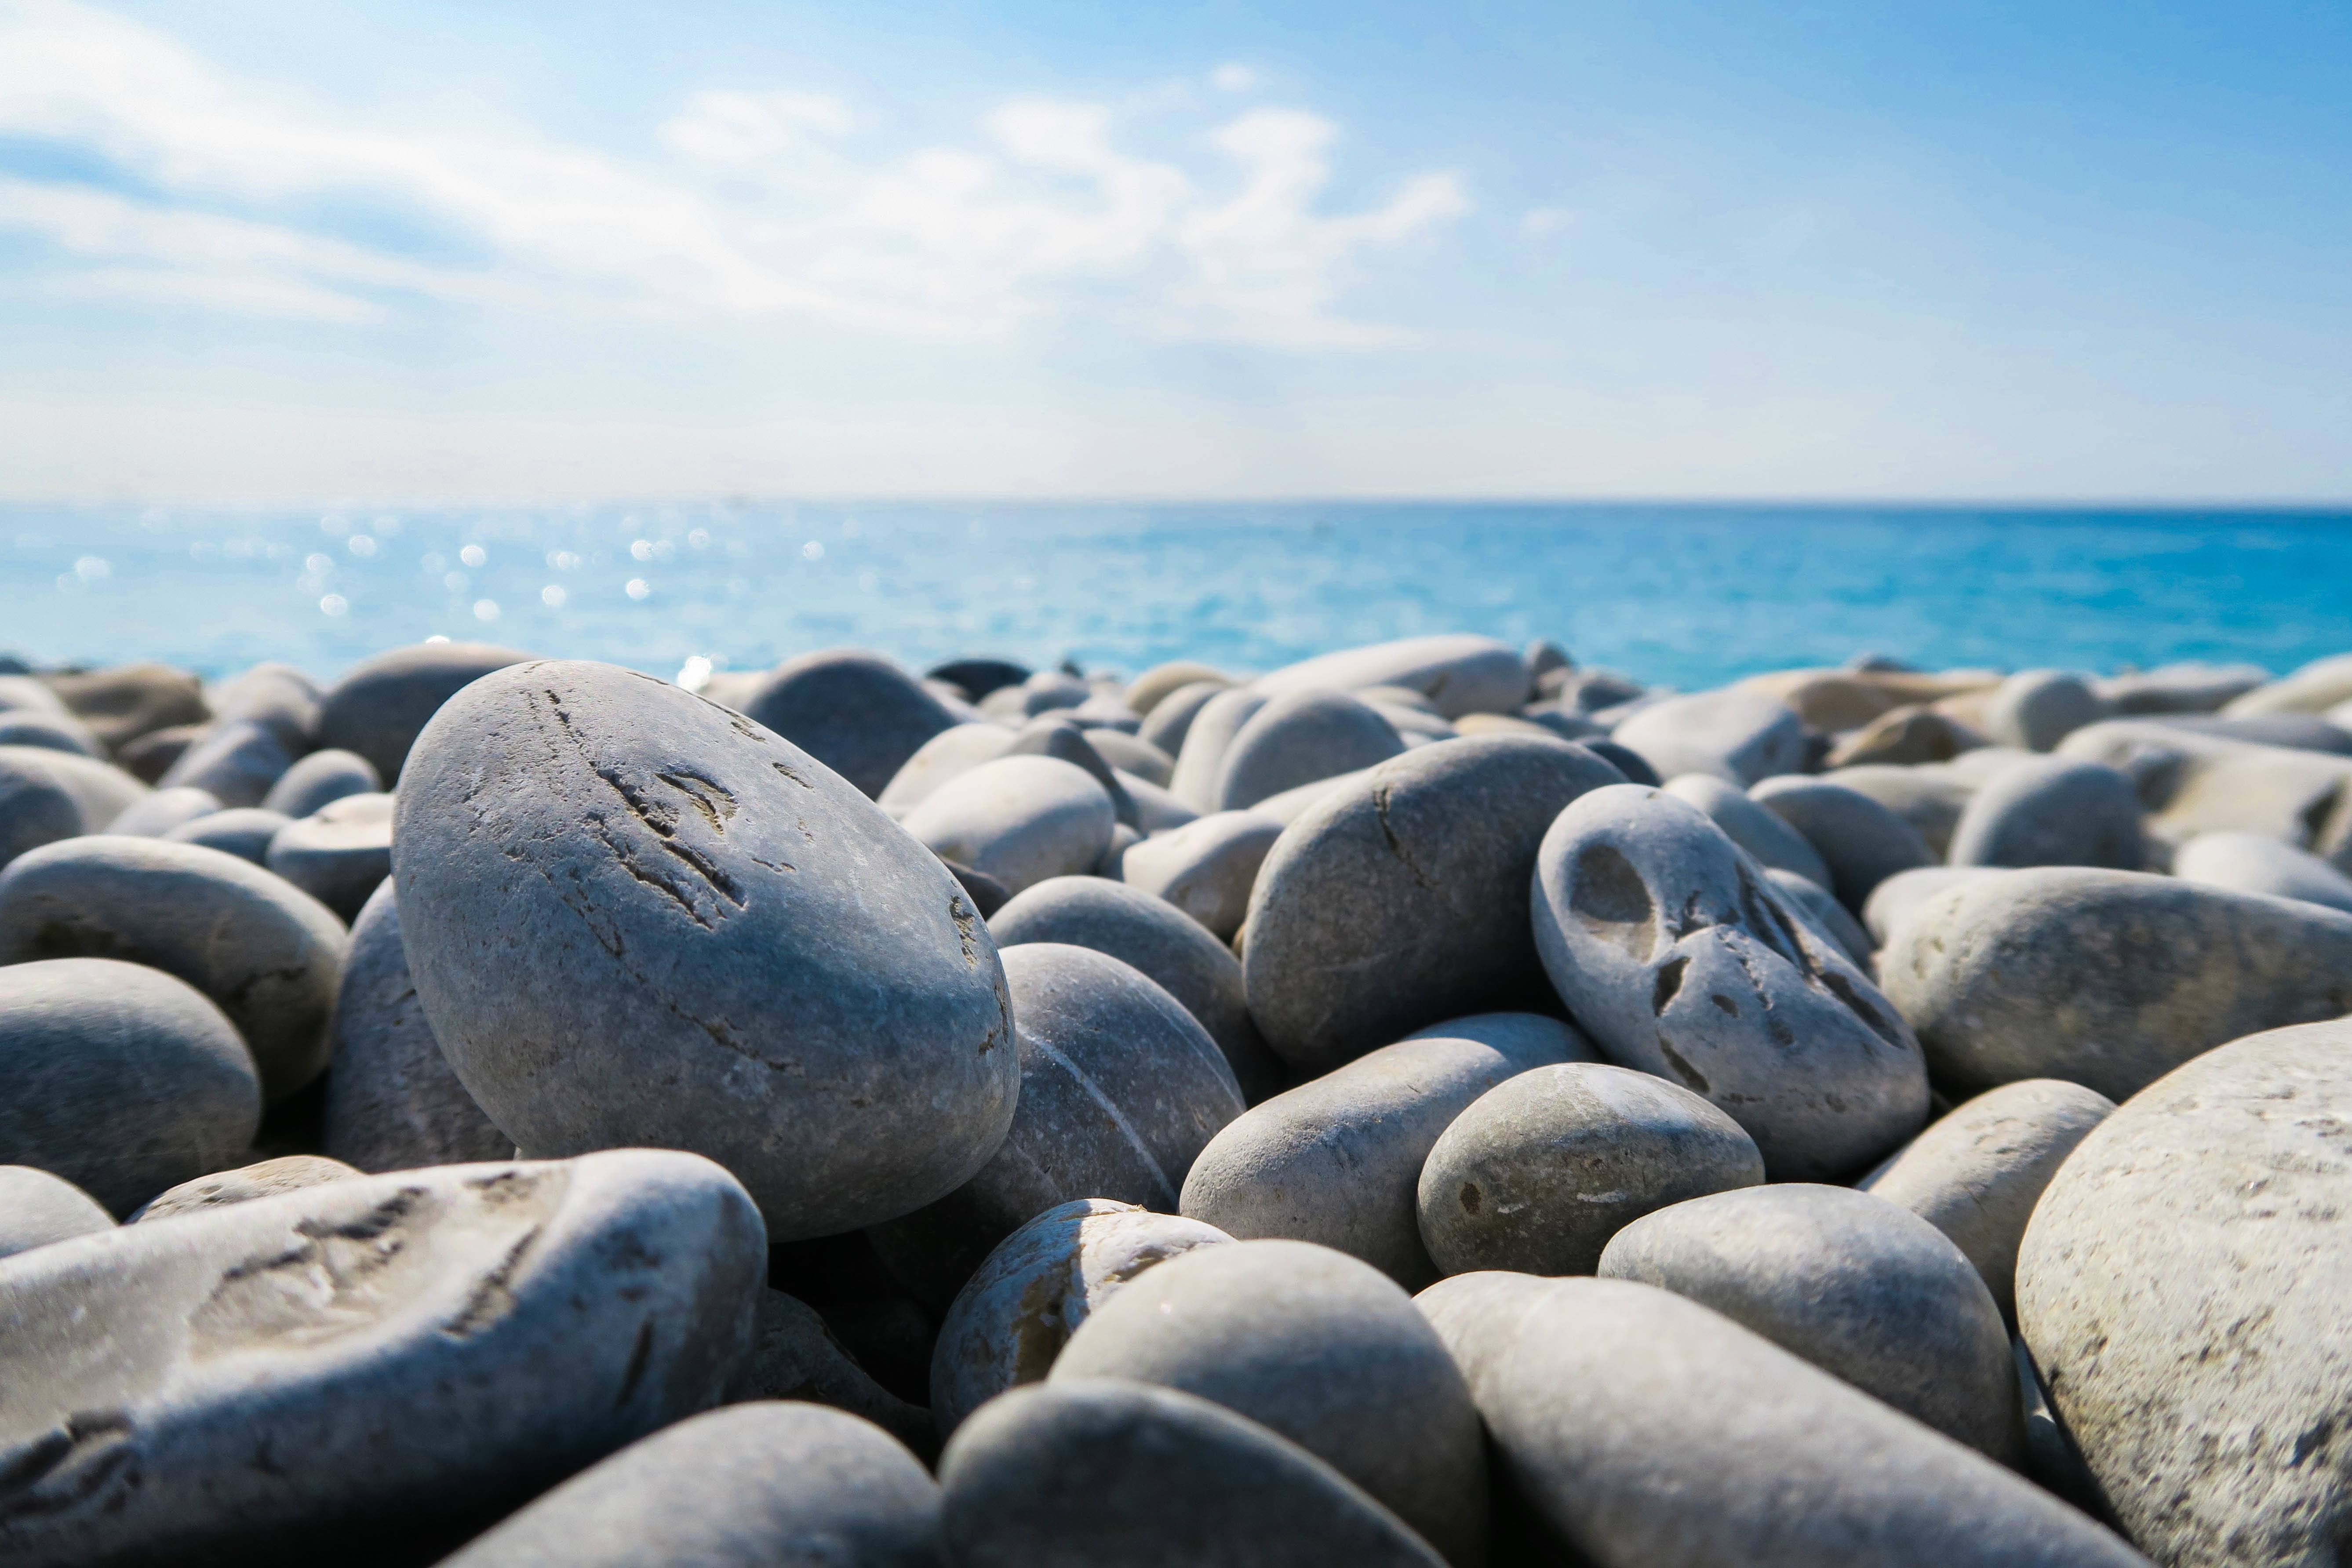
[2,0,2348,500]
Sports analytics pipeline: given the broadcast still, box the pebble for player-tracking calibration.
[1118,810,1285,940]
[42,660,208,753]
[2098,660,2268,714]
[940,1379,1445,1568]
[0,746,93,868]
[27,748,150,829]
[1085,725,1176,786]
[267,789,395,920]
[1768,866,1877,967]
[2018,1018,2352,1567]
[129,1153,361,1222]
[2223,648,2352,715]
[1418,1061,1765,1277]
[1532,784,1930,1179]
[2059,718,2352,866]
[1860,1078,2115,1322]
[1125,659,1231,716]
[1212,688,1406,811]
[117,725,204,782]
[438,1401,939,1568]
[2171,827,2352,913]
[1663,770,1833,885]
[0,1150,765,1568]
[107,783,222,837]
[1860,864,2005,944]
[1243,734,1625,1075]
[1750,774,1937,911]
[1002,715,1139,825]
[205,660,322,750]
[1984,669,2112,751]
[1598,1183,2023,1460]
[0,710,101,755]
[1249,763,1376,824]
[1417,1273,2148,1567]
[739,649,964,799]
[727,1292,936,1458]
[1613,688,1808,784]
[1182,1012,1594,1288]
[1252,633,1528,720]
[1137,677,1228,757]
[867,943,1242,1307]
[2148,710,2352,754]
[926,656,1030,701]
[157,717,293,806]
[875,720,1016,816]
[0,834,348,1103]
[1049,1237,1489,1565]
[1169,687,1271,810]
[899,753,1118,897]
[0,1164,116,1260]
[163,804,291,862]
[262,746,383,817]
[390,658,1019,1240]
[929,1198,1234,1433]
[990,874,1285,1101]
[321,879,514,1173]
[1826,704,1989,767]
[1945,755,2146,869]
[1879,866,2352,1101]
[316,640,535,783]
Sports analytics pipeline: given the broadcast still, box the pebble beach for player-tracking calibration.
[4,621,2352,1567]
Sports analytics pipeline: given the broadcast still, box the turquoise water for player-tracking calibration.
[5,502,2350,689]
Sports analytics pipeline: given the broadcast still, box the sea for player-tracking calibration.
[5,501,2350,692]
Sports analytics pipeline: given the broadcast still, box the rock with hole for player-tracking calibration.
[1532,784,1929,1179]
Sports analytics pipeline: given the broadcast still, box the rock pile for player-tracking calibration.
[5,631,2349,1564]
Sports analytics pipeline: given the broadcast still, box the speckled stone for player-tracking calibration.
[129,1153,361,1223]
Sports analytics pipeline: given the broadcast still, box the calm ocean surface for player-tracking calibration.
[6,502,2350,691]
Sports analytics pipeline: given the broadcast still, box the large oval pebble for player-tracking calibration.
[390,659,1018,1240]
[740,648,961,799]
[317,640,534,783]
[899,754,1117,898]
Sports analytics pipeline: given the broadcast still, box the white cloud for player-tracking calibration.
[1522,206,1574,235]
[1210,62,1259,93]
[0,0,1468,346]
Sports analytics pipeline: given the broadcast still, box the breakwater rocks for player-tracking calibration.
[6,630,2351,1562]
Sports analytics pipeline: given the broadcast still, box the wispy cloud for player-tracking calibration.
[0,0,1468,346]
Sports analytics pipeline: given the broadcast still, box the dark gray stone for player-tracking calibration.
[1254,634,1529,720]
[1243,735,1624,1075]
[899,755,1118,898]
[725,1292,935,1460]
[1599,1183,2022,1461]
[991,875,1284,1102]
[1532,785,1929,1179]
[157,718,294,807]
[1879,866,2352,1101]
[1613,690,1806,785]
[0,1164,116,1260]
[391,659,1019,1241]
[2018,1019,2352,1568]
[267,790,393,921]
[262,747,382,818]
[1050,1238,1488,1566]
[1016,669,1092,717]
[930,1198,1234,1434]
[1419,1062,1763,1278]
[108,785,222,837]
[1947,756,2145,869]
[1169,688,1270,811]
[940,1379,1445,1568]
[1751,775,1936,913]
[1181,1013,1593,1289]
[867,943,1242,1309]
[321,879,512,1174]
[0,834,348,1103]
[0,1150,765,1568]
[1212,689,1405,811]
[1416,1273,2148,1568]
[927,657,1030,701]
[1986,670,2111,752]
[164,805,292,864]
[1118,809,1283,941]
[742,649,965,800]
[129,1153,360,1222]
[0,711,100,756]
[0,959,259,1215]
[319,640,535,784]
[1861,1079,2115,1323]
[440,1401,939,1568]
